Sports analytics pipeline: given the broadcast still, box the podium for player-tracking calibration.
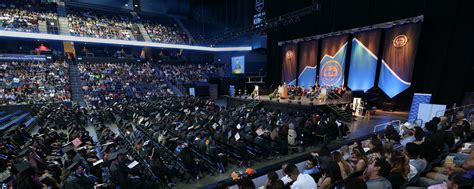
[278,86,288,99]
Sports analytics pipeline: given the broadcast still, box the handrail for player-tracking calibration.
[373,120,402,133]
[435,104,474,117]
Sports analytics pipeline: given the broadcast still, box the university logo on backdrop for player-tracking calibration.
[285,50,295,62]
[393,34,408,48]
[255,0,264,12]
[320,60,343,86]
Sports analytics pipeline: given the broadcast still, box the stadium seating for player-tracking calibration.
[0,61,71,105]
[78,62,172,102]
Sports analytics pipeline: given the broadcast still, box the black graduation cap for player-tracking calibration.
[62,145,75,154]
[66,161,82,171]
[18,148,30,156]
[108,149,127,161]
[13,162,31,173]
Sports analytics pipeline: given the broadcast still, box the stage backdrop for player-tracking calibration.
[378,23,421,98]
[281,43,298,85]
[319,35,348,87]
[297,40,319,89]
[348,30,381,92]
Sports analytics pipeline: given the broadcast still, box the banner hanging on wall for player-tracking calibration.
[281,43,298,85]
[319,35,348,87]
[347,30,381,92]
[297,40,318,89]
[378,23,421,98]
[408,93,432,121]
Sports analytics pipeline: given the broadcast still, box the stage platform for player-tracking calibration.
[225,95,350,111]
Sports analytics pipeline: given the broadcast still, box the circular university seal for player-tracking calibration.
[320,60,342,86]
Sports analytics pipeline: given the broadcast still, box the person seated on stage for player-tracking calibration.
[251,86,258,99]
[305,87,313,98]
[295,85,302,96]
[269,88,279,100]
[288,85,296,99]
[289,85,295,96]
[306,85,318,98]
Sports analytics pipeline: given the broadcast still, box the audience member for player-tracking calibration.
[318,161,342,189]
[364,158,392,189]
[350,147,368,173]
[331,151,353,179]
[387,151,409,189]
[343,177,367,189]
[405,142,427,174]
[265,171,285,189]
[285,164,317,189]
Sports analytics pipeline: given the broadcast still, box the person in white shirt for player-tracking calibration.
[280,163,292,185]
[286,164,318,189]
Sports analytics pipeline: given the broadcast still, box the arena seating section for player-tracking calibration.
[78,62,173,102]
[160,63,217,85]
[0,61,71,105]
[2,92,473,188]
[0,2,57,33]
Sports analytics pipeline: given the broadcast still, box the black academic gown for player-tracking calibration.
[63,173,95,189]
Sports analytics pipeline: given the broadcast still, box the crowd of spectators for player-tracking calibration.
[78,62,172,102]
[0,102,165,188]
[143,22,187,44]
[231,111,474,189]
[0,61,71,105]
[101,95,352,186]
[160,63,217,84]
[0,5,57,33]
[67,10,137,41]
[2,85,474,188]
[1,4,189,45]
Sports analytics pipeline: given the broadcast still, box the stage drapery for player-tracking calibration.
[319,35,348,87]
[281,43,298,85]
[348,30,381,92]
[378,23,421,98]
[297,40,318,89]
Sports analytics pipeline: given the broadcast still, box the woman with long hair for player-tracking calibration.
[318,161,343,189]
[366,137,384,163]
[264,171,284,189]
[387,151,410,189]
[350,147,368,173]
[331,151,353,179]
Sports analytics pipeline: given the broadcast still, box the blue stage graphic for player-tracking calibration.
[297,66,317,88]
[319,43,347,87]
[378,61,411,98]
[408,93,432,121]
[347,38,378,92]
